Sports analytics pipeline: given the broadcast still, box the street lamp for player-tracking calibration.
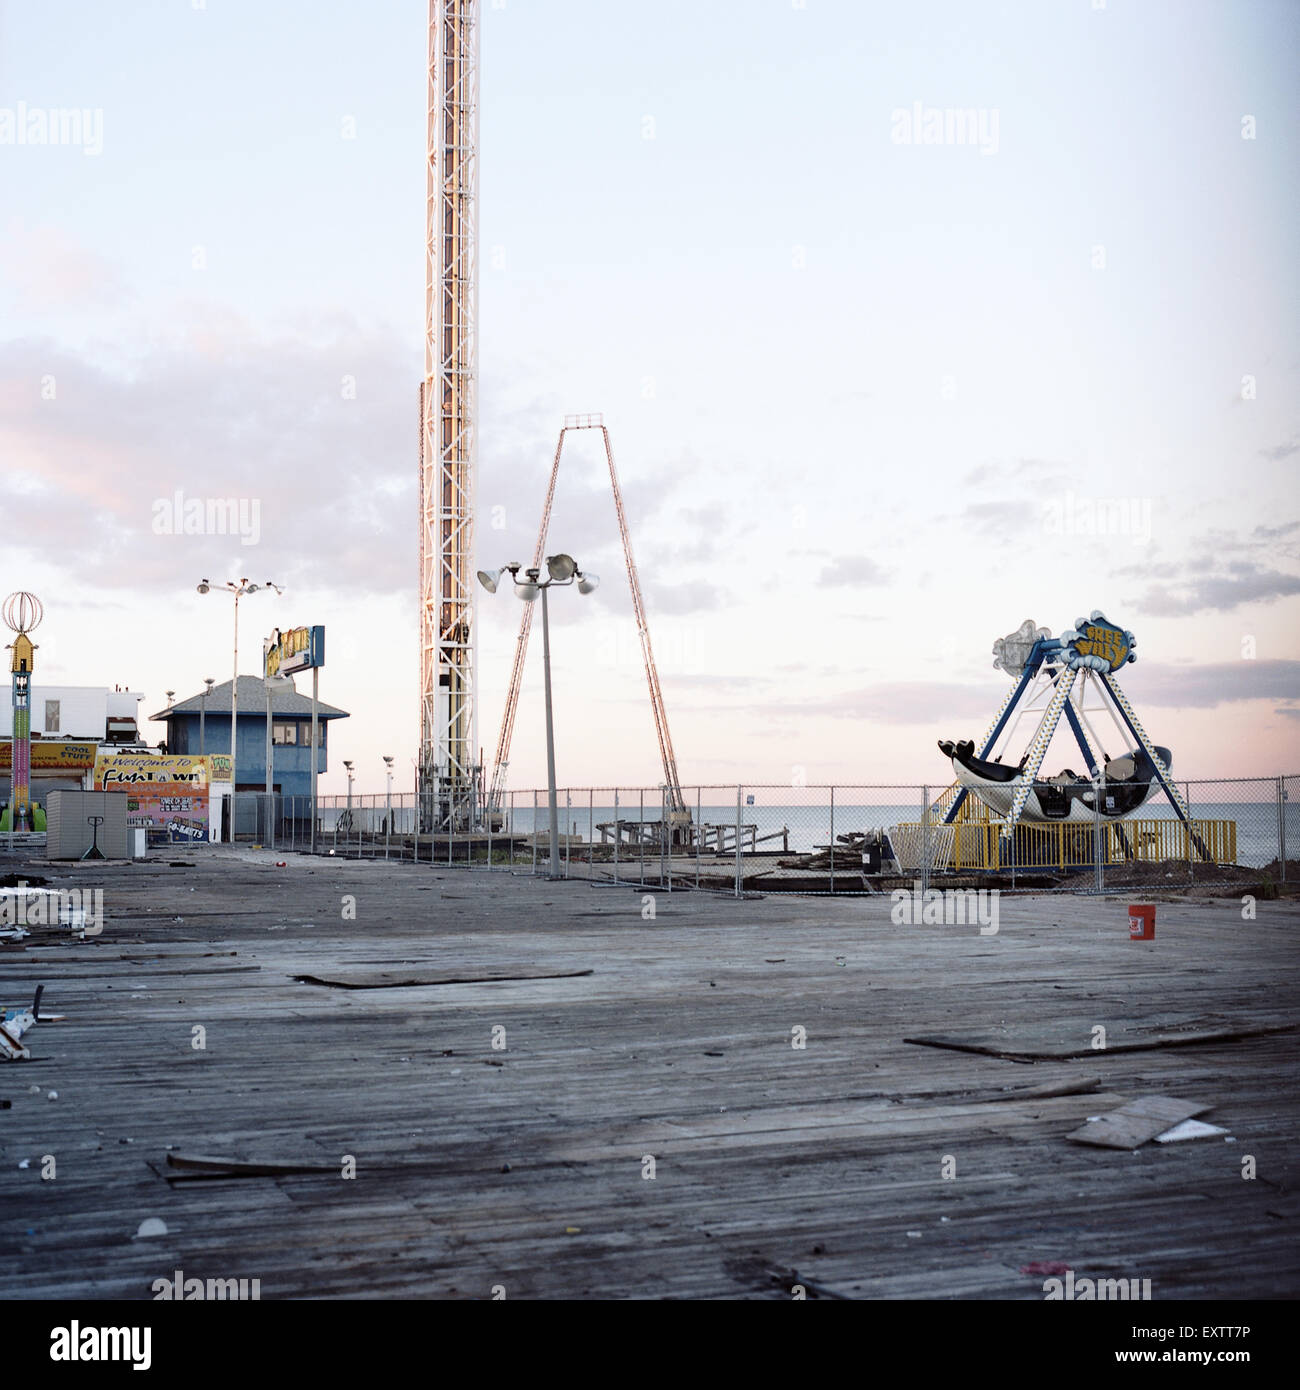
[199,677,215,755]
[197,578,282,786]
[342,759,354,812]
[383,755,394,854]
[477,554,599,879]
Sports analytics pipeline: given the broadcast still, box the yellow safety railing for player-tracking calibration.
[894,817,1236,872]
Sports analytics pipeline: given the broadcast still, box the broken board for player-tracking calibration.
[292,967,593,990]
[905,1018,1297,1062]
[1067,1095,1210,1149]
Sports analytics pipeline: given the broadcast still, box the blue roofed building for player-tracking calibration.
[150,675,348,798]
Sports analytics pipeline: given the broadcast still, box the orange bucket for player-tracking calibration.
[1129,904,1155,940]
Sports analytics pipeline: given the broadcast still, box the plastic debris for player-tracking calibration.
[135,1218,169,1239]
[46,1090,58,1101]
[1154,1118,1230,1143]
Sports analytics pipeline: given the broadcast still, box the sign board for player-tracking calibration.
[0,740,99,771]
[93,752,213,844]
[1064,614,1135,674]
[264,625,325,679]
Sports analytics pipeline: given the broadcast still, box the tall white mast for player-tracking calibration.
[420,0,480,828]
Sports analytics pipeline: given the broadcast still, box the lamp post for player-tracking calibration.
[264,672,293,841]
[383,755,394,857]
[199,677,215,755]
[477,554,599,879]
[196,578,282,788]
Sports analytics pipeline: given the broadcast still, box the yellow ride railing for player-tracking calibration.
[894,817,1236,872]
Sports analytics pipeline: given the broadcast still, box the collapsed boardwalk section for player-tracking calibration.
[2,848,1298,1299]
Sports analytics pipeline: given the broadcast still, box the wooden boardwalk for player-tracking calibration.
[2,847,1297,1300]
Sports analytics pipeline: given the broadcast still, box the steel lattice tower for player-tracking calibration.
[420,0,480,828]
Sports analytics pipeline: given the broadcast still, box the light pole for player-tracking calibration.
[383,755,394,857]
[164,691,175,752]
[264,672,293,841]
[199,677,215,755]
[477,554,599,879]
[196,578,282,788]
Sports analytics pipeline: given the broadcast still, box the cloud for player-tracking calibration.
[819,555,888,586]
[1260,440,1300,462]
[763,680,1006,727]
[1127,659,1300,708]
[1134,566,1300,616]
[0,222,133,312]
[0,322,685,605]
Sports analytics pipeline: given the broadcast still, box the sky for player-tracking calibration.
[1,0,1297,796]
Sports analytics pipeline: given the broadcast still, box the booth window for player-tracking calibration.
[272,721,298,745]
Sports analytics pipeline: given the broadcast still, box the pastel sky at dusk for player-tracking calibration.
[1,0,1297,795]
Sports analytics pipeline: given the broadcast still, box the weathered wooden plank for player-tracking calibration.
[1067,1095,1211,1149]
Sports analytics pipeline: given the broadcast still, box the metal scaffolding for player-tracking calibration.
[419,0,480,830]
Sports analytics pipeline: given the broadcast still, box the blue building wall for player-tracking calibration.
[167,712,330,796]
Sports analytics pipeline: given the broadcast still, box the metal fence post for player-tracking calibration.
[661,785,670,892]
[695,786,702,890]
[921,785,931,897]
[829,785,835,896]
[639,788,646,887]
[734,785,743,899]
[613,788,619,885]
[1278,777,1287,883]
[532,790,538,875]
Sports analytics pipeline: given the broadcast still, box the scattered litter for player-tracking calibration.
[135,1217,168,1238]
[275,862,287,868]
[1068,1095,1211,1150]
[1,1008,37,1061]
[18,1158,30,1169]
[564,1226,581,1235]
[1154,1119,1230,1143]
[764,958,785,964]
[1020,1260,1071,1277]
[906,1230,922,1239]
[28,1084,40,1094]
[46,1090,58,1101]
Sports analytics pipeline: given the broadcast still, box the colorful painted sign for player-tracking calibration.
[1063,613,1135,674]
[0,740,99,771]
[94,752,213,844]
[264,625,324,679]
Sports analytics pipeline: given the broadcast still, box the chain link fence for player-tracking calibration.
[226,775,1298,898]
